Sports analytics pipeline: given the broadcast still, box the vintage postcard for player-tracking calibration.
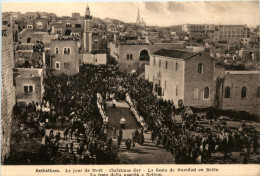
[1,1,259,176]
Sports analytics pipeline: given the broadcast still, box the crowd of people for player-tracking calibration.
[122,74,258,164]
[10,63,258,164]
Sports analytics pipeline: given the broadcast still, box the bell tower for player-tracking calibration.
[83,4,93,52]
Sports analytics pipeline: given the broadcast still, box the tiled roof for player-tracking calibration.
[153,49,198,60]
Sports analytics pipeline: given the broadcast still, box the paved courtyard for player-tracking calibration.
[106,101,175,164]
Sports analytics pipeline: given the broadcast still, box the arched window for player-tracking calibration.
[194,88,199,100]
[130,54,133,60]
[64,48,67,54]
[66,22,71,27]
[165,60,168,69]
[225,87,230,98]
[27,38,31,43]
[241,86,247,98]
[198,63,203,73]
[204,87,209,99]
[175,62,178,71]
[127,54,129,60]
[37,22,43,29]
[55,47,59,54]
[257,86,260,97]
[67,48,70,54]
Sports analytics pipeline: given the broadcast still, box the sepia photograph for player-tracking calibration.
[1,0,260,171]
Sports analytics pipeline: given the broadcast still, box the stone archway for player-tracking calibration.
[65,29,71,36]
[139,49,150,61]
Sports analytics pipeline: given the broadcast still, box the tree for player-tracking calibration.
[33,41,44,53]
[107,54,118,65]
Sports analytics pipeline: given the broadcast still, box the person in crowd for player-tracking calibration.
[112,125,116,139]
[120,117,126,129]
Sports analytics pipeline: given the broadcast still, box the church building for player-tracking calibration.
[136,8,146,28]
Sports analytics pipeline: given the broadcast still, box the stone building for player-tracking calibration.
[19,29,49,44]
[238,48,259,61]
[145,49,260,116]
[50,39,80,75]
[14,68,44,104]
[1,25,16,163]
[118,42,186,73]
[34,18,49,32]
[187,24,216,41]
[215,25,249,44]
[216,70,260,116]
[60,18,83,36]
[145,49,215,108]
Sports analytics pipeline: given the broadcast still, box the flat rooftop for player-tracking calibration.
[225,70,260,75]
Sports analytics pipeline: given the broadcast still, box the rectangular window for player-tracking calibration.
[64,62,70,68]
[257,86,260,97]
[29,86,33,92]
[24,86,29,93]
[154,57,156,66]
[159,59,161,68]
[203,87,210,100]
[165,80,167,90]
[24,85,33,93]
[165,60,168,69]
[75,24,81,28]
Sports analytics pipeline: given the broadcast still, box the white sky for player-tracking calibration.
[2,1,259,27]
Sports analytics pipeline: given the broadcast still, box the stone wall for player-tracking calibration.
[83,53,107,65]
[221,72,260,116]
[1,27,16,163]
[184,53,216,108]
[118,43,186,73]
